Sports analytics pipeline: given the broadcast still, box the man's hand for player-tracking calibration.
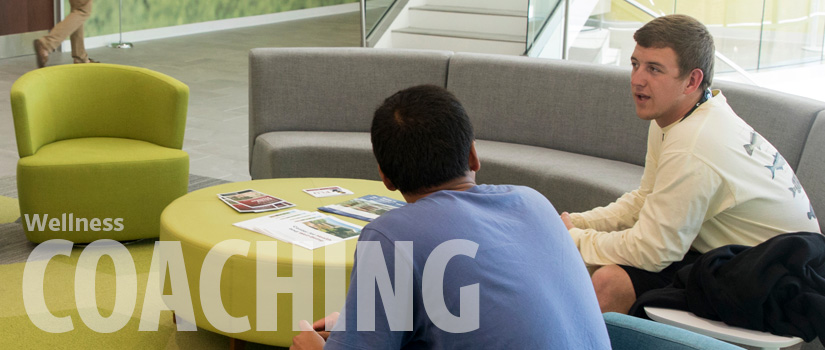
[312,311,340,340]
[290,320,325,350]
[560,212,575,230]
[290,312,340,349]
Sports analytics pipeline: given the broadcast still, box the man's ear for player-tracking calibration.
[469,141,481,172]
[684,68,704,95]
[378,166,397,191]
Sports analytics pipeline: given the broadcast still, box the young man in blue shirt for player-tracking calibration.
[291,85,609,349]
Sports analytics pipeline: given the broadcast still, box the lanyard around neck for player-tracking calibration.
[679,89,713,123]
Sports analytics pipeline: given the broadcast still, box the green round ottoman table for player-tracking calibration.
[159,178,403,347]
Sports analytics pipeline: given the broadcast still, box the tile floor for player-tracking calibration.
[0,10,822,183]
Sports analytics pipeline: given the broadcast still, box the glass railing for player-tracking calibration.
[566,0,824,72]
[360,0,822,77]
[361,0,400,46]
[365,0,397,37]
[527,0,565,53]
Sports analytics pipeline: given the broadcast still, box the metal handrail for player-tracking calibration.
[360,0,367,47]
[359,0,407,47]
[561,0,569,59]
[623,0,759,86]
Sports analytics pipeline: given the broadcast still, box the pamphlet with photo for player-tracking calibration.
[233,209,364,249]
[218,189,295,213]
[302,186,354,198]
[318,195,406,221]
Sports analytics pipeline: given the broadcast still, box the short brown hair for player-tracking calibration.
[634,14,715,90]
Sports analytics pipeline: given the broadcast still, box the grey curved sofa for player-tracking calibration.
[249,47,825,234]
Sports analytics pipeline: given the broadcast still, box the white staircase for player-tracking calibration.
[561,0,618,64]
[375,0,529,55]
[568,26,620,65]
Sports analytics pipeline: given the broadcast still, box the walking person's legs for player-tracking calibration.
[69,17,89,63]
[34,0,93,67]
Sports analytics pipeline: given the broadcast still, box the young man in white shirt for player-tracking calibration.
[561,14,821,314]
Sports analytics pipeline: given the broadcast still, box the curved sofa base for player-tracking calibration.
[251,132,643,211]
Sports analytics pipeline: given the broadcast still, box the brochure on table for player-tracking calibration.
[218,189,295,213]
[302,186,354,198]
[234,209,364,250]
[318,195,407,222]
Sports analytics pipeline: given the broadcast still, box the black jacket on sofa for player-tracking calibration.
[629,232,825,345]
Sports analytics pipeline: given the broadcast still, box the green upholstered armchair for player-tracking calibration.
[11,63,190,243]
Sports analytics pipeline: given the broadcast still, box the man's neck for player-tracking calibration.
[401,172,477,203]
[656,91,705,128]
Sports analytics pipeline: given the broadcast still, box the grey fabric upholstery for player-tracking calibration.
[712,81,824,232]
[251,131,379,181]
[712,80,822,170]
[475,140,643,213]
[447,53,648,166]
[248,48,825,232]
[797,112,825,224]
[248,47,452,176]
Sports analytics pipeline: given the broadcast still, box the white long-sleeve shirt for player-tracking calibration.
[569,91,821,272]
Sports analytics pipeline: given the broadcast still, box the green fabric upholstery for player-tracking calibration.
[11,64,189,243]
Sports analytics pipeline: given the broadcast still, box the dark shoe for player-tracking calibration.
[33,39,49,68]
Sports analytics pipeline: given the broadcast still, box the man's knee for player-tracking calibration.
[72,8,91,18]
[591,265,636,314]
[70,0,93,16]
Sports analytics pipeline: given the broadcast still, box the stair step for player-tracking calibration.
[570,27,609,50]
[394,27,525,43]
[392,31,526,55]
[408,6,527,36]
[427,0,528,13]
[409,5,525,18]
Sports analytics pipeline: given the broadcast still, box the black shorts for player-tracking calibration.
[620,250,702,298]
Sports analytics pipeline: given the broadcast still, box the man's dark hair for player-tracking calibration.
[634,14,715,90]
[371,85,474,194]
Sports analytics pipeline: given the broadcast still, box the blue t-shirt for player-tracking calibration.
[325,185,609,349]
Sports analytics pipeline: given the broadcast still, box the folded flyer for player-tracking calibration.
[318,195,406,222]
[233,209,363,250]
[218,189,295,213]
[302,186,354,198]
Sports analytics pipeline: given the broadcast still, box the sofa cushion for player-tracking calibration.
[475,140,643,213]
[251,132,643,213]
[251,131,380,181]
[447,53,648,167]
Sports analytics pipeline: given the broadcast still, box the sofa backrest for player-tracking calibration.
[447,52,648,166]
[446,52,824,231]
[711,80,825,233]
[796,113,825,233]
[248,47,453,166]
[248,48,824,232]
[711,80,821,171]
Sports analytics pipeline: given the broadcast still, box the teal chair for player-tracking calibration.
[604,312,745,350]
[11,63,189,243]
[644,307,805,350]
